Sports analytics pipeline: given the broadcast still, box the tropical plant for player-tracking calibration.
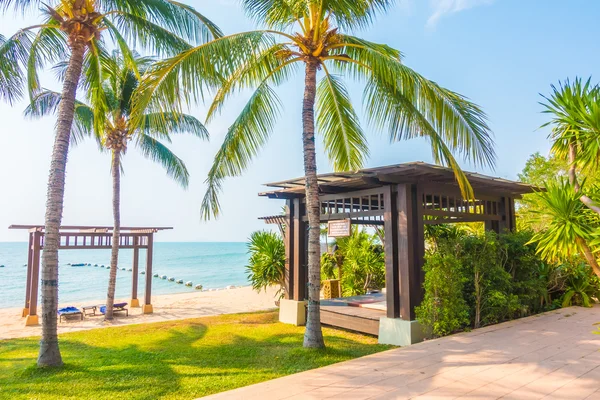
[246,230,287,300]
[137,0,496,348]
[0,0,219,367]
[529,179,600,277]
[322,228,384,296]
[25,51,207,320]
[559,262,600,307]
[541,78,600,215]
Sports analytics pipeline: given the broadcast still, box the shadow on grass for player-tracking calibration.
[0,313,386,400]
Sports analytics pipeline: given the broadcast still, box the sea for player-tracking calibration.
[0,242,250,309]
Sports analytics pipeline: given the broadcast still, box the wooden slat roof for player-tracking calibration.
[260,161,537,198]
[8,225,173,232]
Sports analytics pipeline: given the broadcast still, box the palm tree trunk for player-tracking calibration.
[105,149,121,320]
[302,61,325,349]
[37,41,86,368]
[576,237,600,279]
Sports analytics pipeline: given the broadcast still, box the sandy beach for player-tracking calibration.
[0,285,278,340]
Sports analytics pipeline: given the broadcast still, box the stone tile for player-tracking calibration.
[200,306,600,400]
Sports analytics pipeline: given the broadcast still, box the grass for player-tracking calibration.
[0,311,392,399]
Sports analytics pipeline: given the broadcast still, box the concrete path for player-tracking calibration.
[204,306,600,399]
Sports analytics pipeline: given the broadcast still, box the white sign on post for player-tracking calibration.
[328,219,351,238]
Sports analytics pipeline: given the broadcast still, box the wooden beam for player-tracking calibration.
[397,184,420,321]
[292,198,307,300]
[144,234,153,307]
[28,231,41,318]
[414,184,425,313]
[131,241,139,304]
[284,200,295,300]
[23,232,34,315]
[383,185,400,318]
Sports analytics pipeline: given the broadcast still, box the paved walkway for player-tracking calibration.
[204,306,600,399]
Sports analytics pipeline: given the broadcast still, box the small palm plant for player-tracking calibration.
[559,262,600,307]
[137,0,496,348]
[0,0,219,367]
[246,231,286,301]
[26,52,208,320]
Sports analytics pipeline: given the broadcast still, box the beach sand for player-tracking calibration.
[0,286,278,340]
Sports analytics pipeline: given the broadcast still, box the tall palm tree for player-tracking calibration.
[25,52,208,320]
[540,78,600,276]
[136,0,496,348]
[0,0,220,367]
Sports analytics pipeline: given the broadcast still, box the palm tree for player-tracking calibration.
[0,0,220,367]
[540,78,600,277]
[136,0,496,348]
[26,52,208,320]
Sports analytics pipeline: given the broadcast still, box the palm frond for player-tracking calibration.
[317,69,368,171]
[133,30,276,121]
[0,33,25,104]
[24,89,94,145]
[241,0,394,30]
[135,133,190,187]
[201,83,282,220]
[530,178,598,261]
[206,42,300,123]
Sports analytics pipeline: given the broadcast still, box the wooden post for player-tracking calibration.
[131,237,140,307]
[383,185,400,318]
[143,233,154,314]
[284,200,295,300]
[507,197,516,232]
[397,184,420,321]
[292,198,307,300]
[485,197,516,233]
[413,184,426,310]
[23,232,34,317]
[25,231,41,326]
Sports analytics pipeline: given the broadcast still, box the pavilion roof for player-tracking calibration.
[260,161,537,199]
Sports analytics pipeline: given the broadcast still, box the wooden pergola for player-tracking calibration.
[8,225,172,326]
[260,162,536,345]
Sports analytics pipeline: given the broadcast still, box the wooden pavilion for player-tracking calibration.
[8,225,172,326]
[259,162,536,345]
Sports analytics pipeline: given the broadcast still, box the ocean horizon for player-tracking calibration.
[0,242,250,309]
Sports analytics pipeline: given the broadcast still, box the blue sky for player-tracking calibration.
[0,0,598,242]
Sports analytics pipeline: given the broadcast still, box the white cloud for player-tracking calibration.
[426,0,495,28]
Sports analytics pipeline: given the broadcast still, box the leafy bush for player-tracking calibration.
[417,228,596,337]
[415,252,470,337]
[246,230,286,299]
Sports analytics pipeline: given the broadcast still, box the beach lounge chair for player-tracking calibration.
[57,307,84,322]
[98,302,129,317]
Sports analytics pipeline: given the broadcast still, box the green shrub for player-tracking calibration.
[417,228,588,337]
[415,252,470,337]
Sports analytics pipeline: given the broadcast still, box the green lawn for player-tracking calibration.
[0,311,391,399]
